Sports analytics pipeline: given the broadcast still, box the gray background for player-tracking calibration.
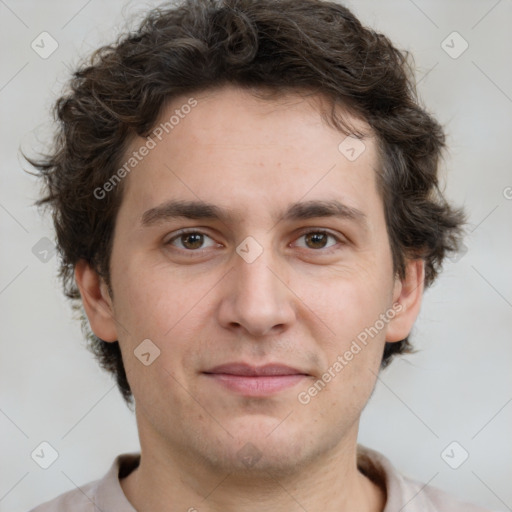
[1,1,511,510]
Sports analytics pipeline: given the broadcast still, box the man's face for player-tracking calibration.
[93,86,413,473]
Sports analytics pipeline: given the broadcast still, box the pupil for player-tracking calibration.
[306,232,327,248]
[183,233,203,249]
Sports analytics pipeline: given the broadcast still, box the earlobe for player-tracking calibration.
[74,260,118,342]
[385,259,425,343]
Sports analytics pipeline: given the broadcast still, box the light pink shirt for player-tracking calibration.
[29,446,495,511]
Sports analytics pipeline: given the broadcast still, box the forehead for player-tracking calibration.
[118,85,381,226]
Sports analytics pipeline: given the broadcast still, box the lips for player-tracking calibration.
[203,363,309,396]
[204,363,306,377]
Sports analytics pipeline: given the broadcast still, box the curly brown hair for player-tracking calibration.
[26,0,465,405]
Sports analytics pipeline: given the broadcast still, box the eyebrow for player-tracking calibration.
[140,199,368,231]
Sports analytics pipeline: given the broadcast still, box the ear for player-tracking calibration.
[385,259,425,343]
[74,260,118,342]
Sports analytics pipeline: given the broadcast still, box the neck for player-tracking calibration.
[121,431,385,512]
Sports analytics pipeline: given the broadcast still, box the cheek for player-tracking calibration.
[306,267,391,339]
[113,266,217,379]
[302,274,391,406]
[111,256,190,337]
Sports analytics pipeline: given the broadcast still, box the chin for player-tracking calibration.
[190,416,329,476]
[205,441,309,477]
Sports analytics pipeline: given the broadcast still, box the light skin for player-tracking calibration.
[75,85,424,512]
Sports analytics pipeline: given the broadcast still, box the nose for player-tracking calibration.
[216,245,296,337]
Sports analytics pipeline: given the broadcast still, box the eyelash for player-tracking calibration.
[164,228,345,254]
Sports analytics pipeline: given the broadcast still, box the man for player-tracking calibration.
[27,0,492,510]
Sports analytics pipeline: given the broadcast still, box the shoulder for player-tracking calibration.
[357,445,497,512]
[401,474,495,512]
[28,480,99,512]
[27,453,140,512]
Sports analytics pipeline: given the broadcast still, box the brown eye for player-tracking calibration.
[304,232,329,249]
[166,231,217,250]
[295,230,340,250]
[180,233,204,249]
